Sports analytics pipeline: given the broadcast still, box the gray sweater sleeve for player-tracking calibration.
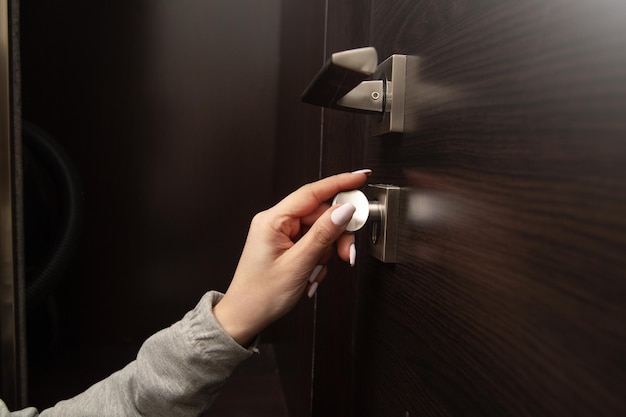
[1,291,255,417]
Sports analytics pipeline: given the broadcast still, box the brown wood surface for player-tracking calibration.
[271,0,326,416]
[352,0,626,416]
[312,1,371,417]
[273,0,626,416]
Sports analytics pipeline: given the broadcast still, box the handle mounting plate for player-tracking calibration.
[366,184,400,263]
[371,55,407,136]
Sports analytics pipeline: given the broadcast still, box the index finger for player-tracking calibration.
[273,170,371,218]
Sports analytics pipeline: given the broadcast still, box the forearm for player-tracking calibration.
[37,291,253,417]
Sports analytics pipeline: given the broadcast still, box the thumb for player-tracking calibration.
[289,203,356,266]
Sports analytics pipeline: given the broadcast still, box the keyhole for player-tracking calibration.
[371,220,380,245]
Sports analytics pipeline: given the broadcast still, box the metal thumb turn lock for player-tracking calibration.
[332,190,381,232]
[333,184,400,263]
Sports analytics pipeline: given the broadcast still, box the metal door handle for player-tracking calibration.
[301,47,380,112]
[333,184,400,263]
[301,47,409,135]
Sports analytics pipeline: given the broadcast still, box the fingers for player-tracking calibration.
[300,203,331,226]
[274,170,370,218]
[336,233,356,266]
[277,170,371,298]
[306,265,327,298]
[301,211,357,266]
[288,202,356,268]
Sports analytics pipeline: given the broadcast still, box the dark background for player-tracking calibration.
[19,0,281,407]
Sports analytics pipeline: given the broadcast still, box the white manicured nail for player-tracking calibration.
[308,265,323,283]
[307,281,319,298]
[331,203,356,226]
[349,243,356,267]
[351,169,372,175]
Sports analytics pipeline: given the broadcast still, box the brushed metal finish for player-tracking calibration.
[332,184,400,263]
[302,47,409,135]
[301,47,378,110]
[337,80,384,113]
[332,189,371,232]
[365,184,400,263]
[331,46,378,74]
[371,55,407,136]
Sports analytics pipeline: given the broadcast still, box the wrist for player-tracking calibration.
[213,294,260,346]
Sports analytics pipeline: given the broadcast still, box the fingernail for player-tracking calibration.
[307,281,319,298]
[349,243,356,267]
[308,265,323,283]
[351,168,372,175]
[331,203,356,226]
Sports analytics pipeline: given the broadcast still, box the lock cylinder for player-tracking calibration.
[333,184,400,263]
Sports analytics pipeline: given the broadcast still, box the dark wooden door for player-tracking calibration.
[355,1,626,416]
[275,1,626,416]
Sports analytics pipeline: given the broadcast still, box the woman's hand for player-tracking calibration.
[213,170,371,345]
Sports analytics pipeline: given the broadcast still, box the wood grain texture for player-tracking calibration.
[312,1,371,417]
[272,0,326,199]
[271,0,326,416]
[354,0,626,416]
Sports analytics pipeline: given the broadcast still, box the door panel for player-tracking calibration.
[354,1,626,416]
[275,1,626,416]
[313,1,370,417]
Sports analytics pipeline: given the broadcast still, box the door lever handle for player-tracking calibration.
[301,47,409,135]
[301,47,379,111]
[333,184,400,263]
